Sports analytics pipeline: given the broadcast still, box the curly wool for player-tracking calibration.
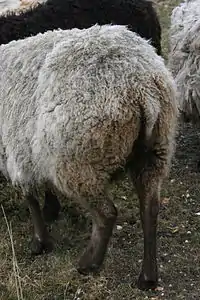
[169,0,200,52]
[168,0,200,122]
[0,0,161,55]
[0,25,177,198]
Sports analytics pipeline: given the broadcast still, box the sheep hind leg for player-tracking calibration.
[26,191,54,255]
[77,194,117,274]
[129,141,168,290]
[43,190,61,223]
[135,177,160,291]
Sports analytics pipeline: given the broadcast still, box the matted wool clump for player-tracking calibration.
[169,0,200,122]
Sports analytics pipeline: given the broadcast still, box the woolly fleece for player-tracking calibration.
[168,0,200,122]
[0,25,177,198]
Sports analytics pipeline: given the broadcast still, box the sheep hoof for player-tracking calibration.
[77,247,103,275]
[77,264,100,275]
[77,216,116,275]
[30,236,54,255]
[137,273,158,291]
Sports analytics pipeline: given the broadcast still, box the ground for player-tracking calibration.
[1,0,200,299]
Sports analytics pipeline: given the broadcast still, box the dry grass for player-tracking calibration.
[1,205,24,300]
[1,1,200,299]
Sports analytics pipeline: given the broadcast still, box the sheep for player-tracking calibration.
[0,24,178,290]
[0,0,162,224]
[168,0,200,123]
[0,0,162,55]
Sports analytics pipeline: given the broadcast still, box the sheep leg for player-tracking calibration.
[43,190,61,223]
[26,192,53,255]
[77,195,117,274]
[135,179,159,291]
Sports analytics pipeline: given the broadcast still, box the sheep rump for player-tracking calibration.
[0,0,162,55]
[168,0,200,123]
[0,0,162,223]
[0,24,178,290]
[0,24,176,195]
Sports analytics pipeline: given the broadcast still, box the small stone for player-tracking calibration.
[156,286,164,291]
[116,225,123,230]
[171,226,179,233]
[162,197,170,205]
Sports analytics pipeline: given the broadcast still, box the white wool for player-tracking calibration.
[0,0,45,15]
[168,0,200,121]
[0,0,21,14]
[170,0,200,53]
[0,25,178,197]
